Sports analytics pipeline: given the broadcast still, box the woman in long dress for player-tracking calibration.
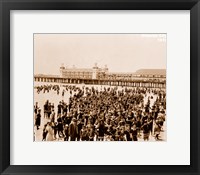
[46,122,54,141]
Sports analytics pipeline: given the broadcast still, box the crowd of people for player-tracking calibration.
[34,84,166,141]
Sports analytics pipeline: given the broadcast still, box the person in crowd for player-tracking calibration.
[80,125,88,141]
[50,109,55,123]
[154,120,162,140]
[88,127,95,141]
[47,102,52,119]
[69,118,78,141]
[53,122,58,140]
[57,115,64,138]
[64,124,69,141]
[34,102,38,114]
[141,120,150,141]
[46,122,54,141]
[43,100,49,118]
[42,124,48,141]
[131,124,138,141]
[57,101,63,117]
[35,109,41,130]
[124,124,132,141]
[97,120,105,141]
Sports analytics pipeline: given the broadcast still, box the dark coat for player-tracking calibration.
[69,123,78,140]
[35,113,41,126]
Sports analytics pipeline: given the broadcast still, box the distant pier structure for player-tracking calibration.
[34,64,166,89]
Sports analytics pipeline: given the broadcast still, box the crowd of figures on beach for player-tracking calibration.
[34,84,166,141]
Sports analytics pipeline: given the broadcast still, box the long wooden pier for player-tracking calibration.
[34,75,166,89]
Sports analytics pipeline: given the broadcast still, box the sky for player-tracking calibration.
[34,34,166,75]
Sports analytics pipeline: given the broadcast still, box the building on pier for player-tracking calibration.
[134,69,166,80]
[60,63,108,80]
[59,63,166,81]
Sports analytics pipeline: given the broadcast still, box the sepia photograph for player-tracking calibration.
[33,33,166,142]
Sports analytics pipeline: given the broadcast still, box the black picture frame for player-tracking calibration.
[0,0,200,174]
